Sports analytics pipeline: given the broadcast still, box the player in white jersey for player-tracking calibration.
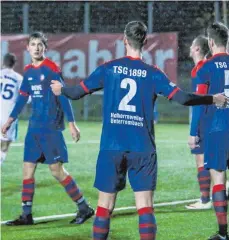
[0,53,23,164]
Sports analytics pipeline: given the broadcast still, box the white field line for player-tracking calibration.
[1,198,199,224]
[10,139,186,147]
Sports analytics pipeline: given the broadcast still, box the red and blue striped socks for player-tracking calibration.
[61,175,88,212]
[22,178,35,216]
[138,207,157,240]
[212,184,228,236]
[197,167,211,203]
[93,206,110,240]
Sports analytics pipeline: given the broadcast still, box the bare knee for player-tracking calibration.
[23,162,37,179]
[210,169,226,186]
[195,154,204,168]
[49,163,67,182]
[135,191,153,210]
[97,191,117,212]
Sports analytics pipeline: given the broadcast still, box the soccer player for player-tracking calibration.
[51,21,228,240]
[0,53,23,165]
[185,36,212,210]
[1,32,94,226]
[193,22,229,240]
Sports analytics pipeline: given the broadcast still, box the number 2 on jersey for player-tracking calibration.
[118,78,137,112]
[225,70,229,97]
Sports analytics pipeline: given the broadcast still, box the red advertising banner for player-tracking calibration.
[1,33,177,84]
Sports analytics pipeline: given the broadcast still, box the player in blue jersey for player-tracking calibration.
[192,22,229,240]
[1,32,94,226]
[51,21,228,240]
[185,35,212,210]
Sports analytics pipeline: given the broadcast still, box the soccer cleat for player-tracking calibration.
[185,200,212,210]
[208,232,229,240]
[5,214,34,226]
[70,206,94,224]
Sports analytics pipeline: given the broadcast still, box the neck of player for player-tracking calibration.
[32,56,45,67]
[212,46,227,56]
[194,55,204,65]
[126,47,142,59]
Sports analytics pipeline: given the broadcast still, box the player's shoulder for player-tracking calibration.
[202,53,229,68]
[191,60,206,78]
[24,64,33,72]
[13,71,23,82]
[42,58,61,73]
[144,63,166,76]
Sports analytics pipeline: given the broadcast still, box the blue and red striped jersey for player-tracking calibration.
[196,53,229,132]
[10,58,74,132]
[190,60,207,136]
[81,56,178,152]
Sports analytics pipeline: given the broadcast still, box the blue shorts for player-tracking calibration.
[204,131,229,171]
[94,150,157,193]
[24,130,68,164]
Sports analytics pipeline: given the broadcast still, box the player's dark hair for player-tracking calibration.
[194,35,209,57]
[207,22,229,47]
[28,31,48,49]
[3,53,16,68]
[124,21,147,50]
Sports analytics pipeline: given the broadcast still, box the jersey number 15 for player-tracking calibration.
[0,83,15,100]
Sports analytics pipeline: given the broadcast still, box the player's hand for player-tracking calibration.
[1,118,14,137]
[213,93,229,108]
[188,136,200,150]
[69,122,80,142]
[50,80,63,96]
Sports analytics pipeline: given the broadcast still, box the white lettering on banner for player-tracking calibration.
[155,49,174,71]
[89,40,112,74]
[2,35,176,80]
[110,112,144,127]
[63,50,86,78]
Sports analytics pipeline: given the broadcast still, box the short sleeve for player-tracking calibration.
[195,65,210,94]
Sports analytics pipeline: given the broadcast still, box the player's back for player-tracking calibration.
[203,53,229,132]
[0,68,23,117]
[100,56,168,153]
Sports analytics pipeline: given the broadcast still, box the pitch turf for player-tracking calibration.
[1,121,223,240]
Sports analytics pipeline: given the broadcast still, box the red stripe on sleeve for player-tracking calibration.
[80,81,90,94]
[196,84,208,94]
[19,90,29,97]
[168,87,179,100]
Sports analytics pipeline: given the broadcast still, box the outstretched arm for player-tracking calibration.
[170,89,213,106]
[51,65,104,100]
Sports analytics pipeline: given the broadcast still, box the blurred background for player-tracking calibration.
[1,1,229,123]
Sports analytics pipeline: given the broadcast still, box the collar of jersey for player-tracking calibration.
[126,56,142,60]
[211,52,229,59]
[31,58,47,69]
